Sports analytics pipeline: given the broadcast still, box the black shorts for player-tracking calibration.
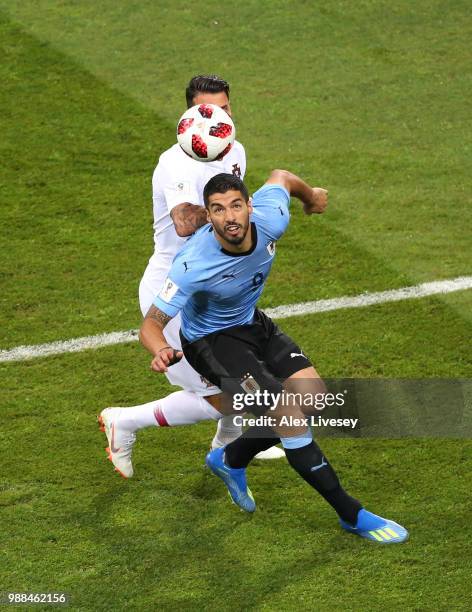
[180,309,312,415]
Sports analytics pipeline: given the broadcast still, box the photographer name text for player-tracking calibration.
[233,415,359,429]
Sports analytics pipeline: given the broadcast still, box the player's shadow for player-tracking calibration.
[88,482,132,517]
[86,429,397,610]
[189,467,237,502]
[85,470,322,609]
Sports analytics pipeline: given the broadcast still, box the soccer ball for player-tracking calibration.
[177,103,235,162]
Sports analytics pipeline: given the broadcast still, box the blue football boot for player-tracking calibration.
[205,447,256,513]
[340,509,409,543]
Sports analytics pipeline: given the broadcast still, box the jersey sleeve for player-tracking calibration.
[238,142,247,179]
[153,156,201,214]
[251,184,290,240]
[152,258,195,318]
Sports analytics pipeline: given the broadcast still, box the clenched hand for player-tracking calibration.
[303,187,328,215]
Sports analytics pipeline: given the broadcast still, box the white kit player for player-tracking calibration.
[99,75,284,477]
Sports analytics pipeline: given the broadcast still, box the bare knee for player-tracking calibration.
[284,367,328,416]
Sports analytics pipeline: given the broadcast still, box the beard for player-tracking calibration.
[213,219,250,245]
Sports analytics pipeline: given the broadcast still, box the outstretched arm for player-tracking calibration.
[170,202,209,236]
[139,305,183,372]
[265,169,328,215]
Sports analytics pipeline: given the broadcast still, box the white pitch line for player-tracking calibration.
[265,275,472,318]
[1,275,471,363]
[0,330,140,363]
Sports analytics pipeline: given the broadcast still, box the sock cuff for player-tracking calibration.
[280,428,312,449]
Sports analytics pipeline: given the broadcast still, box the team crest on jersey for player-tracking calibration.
[266,240,276,256]
[232,163,241,178]
[175,180,189,193]
[159,277,179,302]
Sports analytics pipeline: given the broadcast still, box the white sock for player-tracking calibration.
[212,414,243,448]
[119,390,221,431]
[158,390,221,426]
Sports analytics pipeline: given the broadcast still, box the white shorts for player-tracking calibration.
[139,260,220,397]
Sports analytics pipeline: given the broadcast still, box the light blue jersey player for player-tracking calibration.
[140,170,408,544]
[153,182,290,341]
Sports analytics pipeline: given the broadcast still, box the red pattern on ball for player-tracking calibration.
[209,122,232,139]
[192,134,208,158]
[177,118,194,134]
[198,104,213,118]
[215,142,233,160]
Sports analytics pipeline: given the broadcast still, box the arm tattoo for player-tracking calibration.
[145,305,172,328]
[171,203,208,236]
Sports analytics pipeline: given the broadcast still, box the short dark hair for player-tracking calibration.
[203,173,249,208]
[185,74,230,108]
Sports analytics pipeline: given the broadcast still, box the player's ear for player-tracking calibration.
[206,207,212,223]
[247,197,253,215]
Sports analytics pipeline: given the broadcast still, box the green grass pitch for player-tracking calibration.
[1,1,471,610]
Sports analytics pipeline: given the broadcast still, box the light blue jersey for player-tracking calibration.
[153,184,290,341]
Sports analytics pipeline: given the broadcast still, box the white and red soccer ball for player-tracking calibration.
[177,103,235,162]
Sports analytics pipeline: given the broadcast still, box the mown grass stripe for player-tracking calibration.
[1,275,471,363]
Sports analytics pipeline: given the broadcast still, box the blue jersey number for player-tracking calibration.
[251,272,264,291]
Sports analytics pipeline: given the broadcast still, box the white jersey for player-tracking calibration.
[148,141,246,270]
[139,140,246,396]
